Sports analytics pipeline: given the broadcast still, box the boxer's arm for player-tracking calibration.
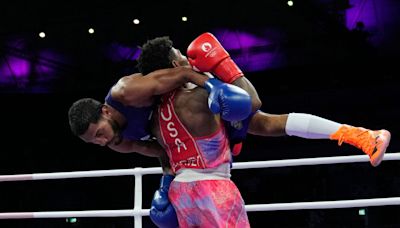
[109,139,173,175]
[109,138,164,156]
[111,67,209,106]
[231,77,262,113]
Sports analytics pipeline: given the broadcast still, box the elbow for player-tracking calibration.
[252,97,262,113]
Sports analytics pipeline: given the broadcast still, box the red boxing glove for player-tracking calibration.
[187,32,244,84]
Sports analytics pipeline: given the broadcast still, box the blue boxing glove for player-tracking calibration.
[224,111,258,156]
[150,175,178,228]
[204,78,252,121]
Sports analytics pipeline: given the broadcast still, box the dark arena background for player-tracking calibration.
[0,0,399,227]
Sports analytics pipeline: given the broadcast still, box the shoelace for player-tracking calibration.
[337,128,374,156]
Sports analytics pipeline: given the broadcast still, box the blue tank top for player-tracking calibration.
[105,90,154,140]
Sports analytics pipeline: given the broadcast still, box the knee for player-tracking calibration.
[250,112,287,136]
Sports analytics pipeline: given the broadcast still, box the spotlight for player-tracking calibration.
[133,19,140,25]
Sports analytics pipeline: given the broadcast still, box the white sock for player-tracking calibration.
[285,113,342,139]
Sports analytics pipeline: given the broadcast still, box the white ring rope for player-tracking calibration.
[0,153,399,182]
[0,152,398,223]
[1,197,400,219]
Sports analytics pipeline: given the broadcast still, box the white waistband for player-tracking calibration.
[174,163,231,182]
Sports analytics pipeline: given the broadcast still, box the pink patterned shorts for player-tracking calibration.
[169,179,250,227]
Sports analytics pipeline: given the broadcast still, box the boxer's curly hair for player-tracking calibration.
[68,98,103,136]
[136,36,175,75]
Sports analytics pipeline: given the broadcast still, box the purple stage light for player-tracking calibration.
[0,56,31,78]
[36,49,68,76]
[212,29,286,72]
[105,42,141,62]
[346,0,377,30]
[213,30,271,50]
[345,0,396,46]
